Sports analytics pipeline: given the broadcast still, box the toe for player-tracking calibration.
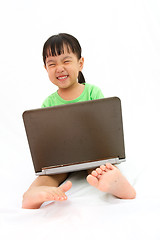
[96,168,102,175]
[59,195,67,201]
[91,170,98,177]
[53,194,60,201]
[100,165,106,171]
[59,181,72,193]
[105,163,114,170]
[86,174,99,187]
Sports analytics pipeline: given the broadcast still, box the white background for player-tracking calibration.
[0,0,160,205]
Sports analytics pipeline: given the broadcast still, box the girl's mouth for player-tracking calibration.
[57,75,68,80]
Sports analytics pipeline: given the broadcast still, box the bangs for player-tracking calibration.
[43,33,81,65]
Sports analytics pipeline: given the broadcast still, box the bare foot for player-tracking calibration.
[86,163,136,199]
[22,181,72,209]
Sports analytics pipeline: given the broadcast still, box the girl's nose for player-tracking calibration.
[56,64,65,73]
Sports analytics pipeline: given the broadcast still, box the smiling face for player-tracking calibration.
[45,45,84,90]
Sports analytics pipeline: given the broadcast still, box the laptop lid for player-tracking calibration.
[22,97,125,175]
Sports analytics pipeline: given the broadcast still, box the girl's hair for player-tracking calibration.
[43,33,85,84]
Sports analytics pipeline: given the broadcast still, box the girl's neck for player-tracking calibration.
[58,83,85,101]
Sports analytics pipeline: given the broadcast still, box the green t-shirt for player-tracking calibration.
[41,83,104,107]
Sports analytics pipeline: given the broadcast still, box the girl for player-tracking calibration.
[22,33,136,209]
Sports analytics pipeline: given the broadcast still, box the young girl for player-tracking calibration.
[22,33,136,209]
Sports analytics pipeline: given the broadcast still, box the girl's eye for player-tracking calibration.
[64,60,70,63]
[49,64,55,67]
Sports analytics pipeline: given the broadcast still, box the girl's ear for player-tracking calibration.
[44,65,47,71]
[79,57,84,71]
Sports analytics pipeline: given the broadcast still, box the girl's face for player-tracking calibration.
[45,45,84,90]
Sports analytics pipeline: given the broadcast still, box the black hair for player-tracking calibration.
[43,33,85,84]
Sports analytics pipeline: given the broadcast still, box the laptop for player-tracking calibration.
[22,97,126,176]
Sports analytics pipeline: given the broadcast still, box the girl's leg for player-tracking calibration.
[22,173,72,209]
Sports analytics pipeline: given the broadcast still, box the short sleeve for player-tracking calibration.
[41,96,53,108]
[91,85,104,100]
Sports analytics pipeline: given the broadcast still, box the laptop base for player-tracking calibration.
[36,158,126,176]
